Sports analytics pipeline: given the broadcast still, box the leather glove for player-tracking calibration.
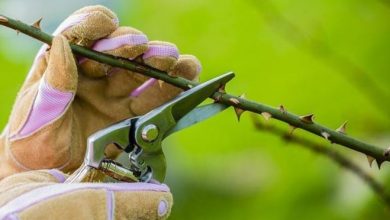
[0,5,201,177]
[0,169,172,219]
[0,5,201,219]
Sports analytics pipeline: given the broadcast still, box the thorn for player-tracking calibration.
[336,121,347,134]
[239,93,246,99]
[218,84,226,93]
[321,131,330,140]
[158,80,164,89]
[288,124,297,135]
[32,17,43,30]
[279,105,286,114]
[0,16,8,23]
[366,155,375,167]
[234,107,245,121]
[16,30,20,35]
[299,114,314,124]
[187,84,194,89]
[261,112,272,121]
[75,38,84,45]
[229,98,240,105]
[376,159,384,169]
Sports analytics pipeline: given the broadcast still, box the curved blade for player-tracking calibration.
[164,103,229,138]
[134,72,235,153]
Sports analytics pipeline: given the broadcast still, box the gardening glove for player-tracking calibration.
[0,5,201,177]
[0,169,172,219]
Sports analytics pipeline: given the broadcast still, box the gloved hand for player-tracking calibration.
[0,5,202,219]
[0,169,172,219]
[0,5,200,176]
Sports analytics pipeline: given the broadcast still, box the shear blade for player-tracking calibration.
[165,103,229,138]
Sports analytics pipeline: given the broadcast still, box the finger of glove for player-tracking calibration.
[55,5,118,46]
[128,41,178,114]
[7,36,76,141]
[0,172,172,220]
[79,26,148,83]
[130,54,201,115]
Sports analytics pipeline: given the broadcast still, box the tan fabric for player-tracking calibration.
[0,170,172,220]
[0,5,201,178]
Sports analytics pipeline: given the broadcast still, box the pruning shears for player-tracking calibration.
[69,72,234,183]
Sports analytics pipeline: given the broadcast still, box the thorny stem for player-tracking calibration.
[0,15,389,165]
[252,116,390,209]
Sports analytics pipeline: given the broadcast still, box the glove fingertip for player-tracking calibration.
[170,54,202,81]
[45,35,78,92]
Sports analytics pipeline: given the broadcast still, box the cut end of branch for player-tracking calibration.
[0,16,8,23]
[366,155,375,167]
[234,107,245,121]
[32,17,43,30]
[261,112,272,121]
[336,121,347,134]
[300,114,314,124]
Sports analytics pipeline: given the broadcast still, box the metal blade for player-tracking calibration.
[134,72,235,153]
[164,103,229,138]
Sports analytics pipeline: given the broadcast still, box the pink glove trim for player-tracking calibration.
[48,169,66,183]
[106,190,114,220]
[130,78,157,97]
[143,44,179,59]
[130,44,180,97]
[53,13,91,36]
[10,79,74,140]
[0,182,169,219]
[92,34,148,52]
[79,34,148,64]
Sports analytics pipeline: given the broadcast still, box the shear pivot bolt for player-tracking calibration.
[142,124,159,142]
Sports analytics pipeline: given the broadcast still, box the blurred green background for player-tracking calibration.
[1,0,390,219]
